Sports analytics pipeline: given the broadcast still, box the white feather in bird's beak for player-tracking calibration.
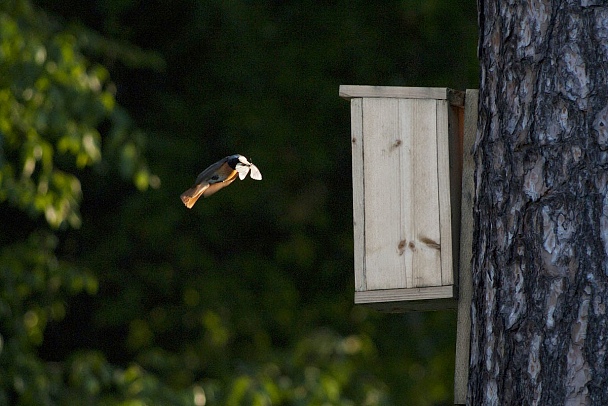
[235,156,262,180]
[235,163,250,180]
[249,164,262,180]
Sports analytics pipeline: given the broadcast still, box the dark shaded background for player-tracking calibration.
[1,1,478,404]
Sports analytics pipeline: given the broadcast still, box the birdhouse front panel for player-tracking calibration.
[340,85,464,311]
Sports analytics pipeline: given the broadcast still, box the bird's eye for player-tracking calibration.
[210,175,219,181]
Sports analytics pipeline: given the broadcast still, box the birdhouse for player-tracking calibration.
[340,85,465,312]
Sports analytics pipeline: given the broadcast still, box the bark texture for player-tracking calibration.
[470,1,608,404]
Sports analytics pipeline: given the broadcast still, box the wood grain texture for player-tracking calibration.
[409,99,442,288]
[398,100,415,289]
[361,98,446,291]
[436,99,454,286]
[355,285,456,304]
[340,85,451,100]
[350,98,366,292]
[340,85,466,107]
[345,87,463,309]
[362,98,407,290]
[454,89,478,405]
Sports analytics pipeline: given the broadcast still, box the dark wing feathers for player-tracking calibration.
[194,156,229,184]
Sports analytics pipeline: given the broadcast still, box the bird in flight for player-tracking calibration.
[180,154,262,208]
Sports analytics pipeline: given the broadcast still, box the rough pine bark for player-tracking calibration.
[470,1,608,404]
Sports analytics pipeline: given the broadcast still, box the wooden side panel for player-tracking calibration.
[448,103,464,287]
[362,98,407,290]
[454,89,478,404]
[436,100,454,286]
[409,99,442,287]
[351,98,366,292]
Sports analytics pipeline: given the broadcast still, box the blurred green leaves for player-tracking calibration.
[0,0,157,229]
[0,231,98,404]
[197,329,388,406]
[0,0,162,404]
[1,0,477,404]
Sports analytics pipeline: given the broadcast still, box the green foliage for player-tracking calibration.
[0,0,155,228]
[0,231,97,405]
[1,0,478,405]
[0,0,160,404]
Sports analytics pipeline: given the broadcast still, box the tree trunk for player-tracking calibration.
[469,1,608,404]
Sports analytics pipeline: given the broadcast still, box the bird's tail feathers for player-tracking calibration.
[180,183,209,209]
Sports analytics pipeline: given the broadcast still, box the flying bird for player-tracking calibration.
[180,154,262,208]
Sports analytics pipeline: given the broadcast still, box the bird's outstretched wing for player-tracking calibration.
[193,157,230,184]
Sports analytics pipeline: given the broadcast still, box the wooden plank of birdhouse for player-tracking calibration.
[454,89,478,404]
[339,85,466,108]
[398,99,415,289]
[350,98,366,292]
[409,99,442,288]
[448,102,465,286]
[340,85,451,101]
[436,99,454,286]
[355,285,456,304]
[362,97,407,290]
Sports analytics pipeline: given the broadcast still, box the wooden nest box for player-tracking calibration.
[340,85,465,312]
